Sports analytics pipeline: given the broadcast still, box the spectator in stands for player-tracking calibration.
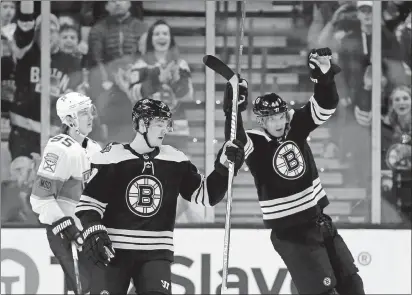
[353,63,391,127]
[115,19,194,140]
[59,24,82,59]
[393,8,411,74]
[307,1,358,50]
[88,0,147,143]
[382,1,412,33]
[382,86,411,220]
[336,1,407,104]
[1,1,16,39]
[383,86,411,142]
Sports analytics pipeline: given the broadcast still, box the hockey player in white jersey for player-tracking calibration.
[30,92,101,294]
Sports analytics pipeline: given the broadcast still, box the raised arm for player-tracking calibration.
[288,48,341,139]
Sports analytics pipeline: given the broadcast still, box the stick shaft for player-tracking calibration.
[71,242,83,294]
[221,1,246,293]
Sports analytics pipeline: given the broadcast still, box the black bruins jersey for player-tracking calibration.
[75,143,228,261]
[237,82,339,230]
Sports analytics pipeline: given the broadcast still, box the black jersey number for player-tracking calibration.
[51,135,75,147]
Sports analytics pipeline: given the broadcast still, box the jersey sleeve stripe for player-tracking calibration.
[79,195,108,208]
[190,174,212,207]
[107,228,174,251]
[111,243,174,252]
[75,205,104,218]
[309,96,335,125]
[259,178,326,220]
[244,134,254,159]
[107,228,173,237]
[75,195,108,218]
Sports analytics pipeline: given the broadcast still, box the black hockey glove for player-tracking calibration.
[51,216,83,245]
[82,223,115,268]
[308,47,341,85]
[215,139,245,176]
[223,76,248,114]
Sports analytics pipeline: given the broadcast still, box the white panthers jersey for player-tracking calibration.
[30,134,101,227]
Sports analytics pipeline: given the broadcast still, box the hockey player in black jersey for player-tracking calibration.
[223,48,365,295]
[75,98,245,295]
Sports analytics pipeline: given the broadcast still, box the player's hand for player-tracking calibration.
[215,139,245,176]
[308,48,341,84]
[223,76,248,114]
[82,223,115,268]
[51,216,83,246]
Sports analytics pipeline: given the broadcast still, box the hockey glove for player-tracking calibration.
[223,77,248,114]
[82,223,115,268]
[308,47,341,85]
[215,139,245,176]
[51,216,83,246]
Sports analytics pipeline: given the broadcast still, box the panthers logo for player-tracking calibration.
[273,141,306,180]
[125,175,163,217]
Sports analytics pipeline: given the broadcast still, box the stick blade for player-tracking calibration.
[203,55,235,81]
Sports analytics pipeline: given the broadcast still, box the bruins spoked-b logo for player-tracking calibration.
[125,175,163,217]
[273,141,306,180]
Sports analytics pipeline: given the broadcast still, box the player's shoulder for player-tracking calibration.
[91,142,136,165]
[156,145,189,163]
[246,129,272,142]
[45,134,76,155]
[85,137,102,154]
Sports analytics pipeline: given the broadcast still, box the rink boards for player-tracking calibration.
[1,228,411,294]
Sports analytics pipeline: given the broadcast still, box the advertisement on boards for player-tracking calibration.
[1,228,411,294]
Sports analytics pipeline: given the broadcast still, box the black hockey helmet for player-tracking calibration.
[252,93,288,117]
[132,98,172,131]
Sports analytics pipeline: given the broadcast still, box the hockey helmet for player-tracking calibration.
[252,93,288,117]
[132,98,173,132]
[56,92,96,125]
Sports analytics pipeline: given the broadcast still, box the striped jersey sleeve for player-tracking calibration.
[75,157,109,219]
[30,139,74,224]
[179,160,213,207]
[289,82,339,138]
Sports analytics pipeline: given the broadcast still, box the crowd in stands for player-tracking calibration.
[302,0,411,221]
[1,0,203,225]
[1,0,410,225]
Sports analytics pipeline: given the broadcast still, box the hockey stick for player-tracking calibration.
[203,1,246,294]
[71,242,83,294]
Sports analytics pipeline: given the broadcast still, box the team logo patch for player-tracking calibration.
[273,141,306,180]
[100,143,113,153]
[42,153,59,173]
[39,178,52,191]
[125,175,163,217]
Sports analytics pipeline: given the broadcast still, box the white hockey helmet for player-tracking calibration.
[56,92,94,125]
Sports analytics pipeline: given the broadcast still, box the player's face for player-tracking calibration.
[77,105,96,135]
[60,29,79,54]
[1,2,16,24]
[152,24,171,52]
[391,90,411,116]
[262,112,287,137]
[146,118,173,147]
